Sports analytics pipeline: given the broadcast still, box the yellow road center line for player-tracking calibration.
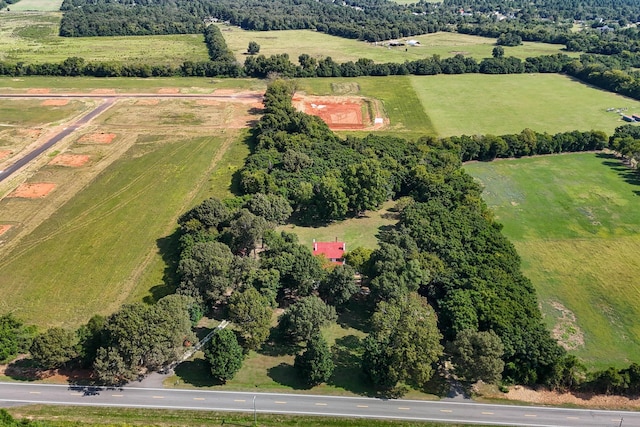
[69,393,83,396]
[152,396,164,399]
[234,399,246,402]
[482,412,494,415]
[357,405,368,408]
[274,401,287,404]
[566,417,579,420]
[29,392,41,394]
[398,407,411,410]
[439,409,452,413]
[524,414,537,417]
[315,403,327,406]
[193,398,205,401]
[111,394,123,397]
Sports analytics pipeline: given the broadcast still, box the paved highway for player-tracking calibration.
[0,99,115,183]
[0,382,636,426]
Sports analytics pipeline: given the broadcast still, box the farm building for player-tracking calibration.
[633,114,640,121]
[312,240,346,265]
[622,115,635,122]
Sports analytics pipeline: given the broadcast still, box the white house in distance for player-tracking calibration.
[312,239,346,265]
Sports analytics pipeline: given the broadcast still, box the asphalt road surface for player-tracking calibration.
[0,382,637,426]
[0,98,115,183]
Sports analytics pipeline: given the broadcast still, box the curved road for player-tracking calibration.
[0,382,636,426]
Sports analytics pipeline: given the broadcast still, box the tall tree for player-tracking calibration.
[318,264,358,308]
[294,332,334,386]
[362,293,443,391]
[30,328,79,369]
[343,159,391,214]
[279,296,337,343]
[205,329,244,383]
[448,329,505,384]
[247,41,260,55]
[228,287,272,350]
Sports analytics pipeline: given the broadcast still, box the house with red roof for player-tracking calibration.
[312,239,346,265]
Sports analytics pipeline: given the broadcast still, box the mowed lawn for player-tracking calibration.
[0,12,208,65]
[465,153,640,368]
[0,135,230,328]
[411,73,640,137]
[218,24,568,64]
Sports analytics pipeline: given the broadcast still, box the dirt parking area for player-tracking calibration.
[292,94,387,131]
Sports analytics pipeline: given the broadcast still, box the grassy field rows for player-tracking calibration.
[4,0,63,11]
[465,153,640,368]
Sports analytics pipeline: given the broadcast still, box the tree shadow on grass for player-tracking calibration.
[143,227,182,304]
[328,335,372,396]
[174,359,223,388]
[597,152,640,190]
[257,327,300,357]
[267,362,308,390]
[336,303,371,334]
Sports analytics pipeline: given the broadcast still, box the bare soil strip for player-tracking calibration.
[0,224,12,236]
[48,154,90,167]
[41,99,69,106]
[78,133,116,144]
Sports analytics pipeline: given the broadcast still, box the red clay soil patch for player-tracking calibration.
[41,99,69,106]
[213,89,236,96]
[136,99,160,106]
[78,132,116,144]
[8,182,56,198]
[91,89,116,95]
[293,95,365,130]
[158,87,180,94]
[27,88,50,94]
[501,385,640,410]
[0,150,11,161]
[0,225,12,236]
[49,154,90,167]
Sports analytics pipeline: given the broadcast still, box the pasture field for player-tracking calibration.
[410,73,640,136]
[218,24,569,64]
[0,91,261,328]
[465,153,640,368]
[5,0,63,11]
[0,12,208,65]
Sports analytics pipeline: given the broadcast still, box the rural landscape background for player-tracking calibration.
[2,0,640,425]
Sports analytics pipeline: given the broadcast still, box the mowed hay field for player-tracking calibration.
[465,153,640,368]
[218,24,569,64]
[411,73,640,137]
[0,12,208,65]
[5,0,64,11]
[0,87,260,328]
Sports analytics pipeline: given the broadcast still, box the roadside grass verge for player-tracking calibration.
[410,73,640,137]
[6,405,484,427]
[465,152,640,368]
[0,99,87,125]
[0,134,228,328]
[0,12,208,65]
[218,23,569,63]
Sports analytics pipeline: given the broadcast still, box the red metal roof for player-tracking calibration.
[313,241,346,262]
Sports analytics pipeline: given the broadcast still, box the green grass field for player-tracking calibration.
[5,0,63,11]
[410,73,640,137]
[465,153,640,368]
[0,12,208,65]
[219,24,569,64]
[5,405,481,427]
[0,135,230,328]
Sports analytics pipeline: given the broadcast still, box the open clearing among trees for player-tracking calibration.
[4,0,63,12]
[465,152,640,368]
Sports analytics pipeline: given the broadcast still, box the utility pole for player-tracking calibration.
[253,395,257,426]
